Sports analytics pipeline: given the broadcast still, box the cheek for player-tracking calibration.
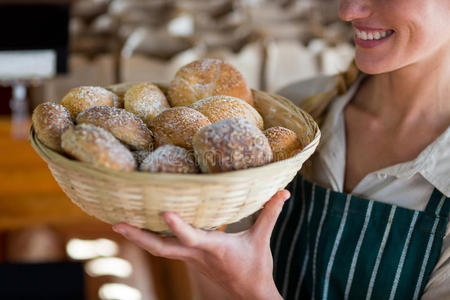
[355,1,448,74]
[389,0,450,64]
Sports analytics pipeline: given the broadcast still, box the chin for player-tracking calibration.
[354,55,390,74]
[353,48,407,75]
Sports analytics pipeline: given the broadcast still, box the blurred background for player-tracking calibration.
[0,0,354,299]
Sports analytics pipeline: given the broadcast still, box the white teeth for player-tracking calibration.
[361,31,367,40]
[355,29,391,40]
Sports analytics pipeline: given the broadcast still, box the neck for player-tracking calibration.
[357,43,450,129]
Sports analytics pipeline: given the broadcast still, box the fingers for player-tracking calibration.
[161,212,208,248]
[112,223,197,259]
[250,190,290,242]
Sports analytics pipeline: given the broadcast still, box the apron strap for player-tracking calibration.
[424,188,450,218]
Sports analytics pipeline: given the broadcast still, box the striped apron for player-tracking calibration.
[271,175,450,300]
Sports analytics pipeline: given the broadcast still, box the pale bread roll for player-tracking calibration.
[149,107,211,150]
[61,124,136,172]
[264,126,304,162]
[140,144,199,174]
[193,118,272,173]
[60,86,119,118]
[124,82,170,126]
[190,95,263,130]
[76,106,153,151]
[32,102,74,152]
[168,58,254,107]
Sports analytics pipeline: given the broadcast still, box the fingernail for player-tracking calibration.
[164,214,175,225]
[161,212,176,224]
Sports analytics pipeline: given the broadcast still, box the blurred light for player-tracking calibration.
[307,38,328,56]
[168,14,194,37]
[66,238,119,260]
[99,283,142,300]
[85,257,133,278]
[121,28,146,58]
[0,50,56,79]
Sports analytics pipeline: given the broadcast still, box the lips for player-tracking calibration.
[352,25,395,48]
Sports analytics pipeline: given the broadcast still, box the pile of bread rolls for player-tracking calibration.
[32,58,305,174]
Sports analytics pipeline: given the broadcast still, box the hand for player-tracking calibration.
[112,190,290,300]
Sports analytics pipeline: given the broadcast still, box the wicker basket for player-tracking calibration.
[29,87,320,232]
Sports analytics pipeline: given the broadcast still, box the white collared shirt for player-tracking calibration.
[303,75,450,300]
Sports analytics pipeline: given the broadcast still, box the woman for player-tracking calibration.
[113,0,450,298]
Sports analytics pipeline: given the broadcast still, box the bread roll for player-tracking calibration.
[76,106,153,151]
[168,58,254,107]
[149,107,211,150]
[61,124,136,172]
[60,86,118,118]
[124,82,170,126]
[140,144,199,174]
[190,95,263,130]
[193,118,272,173]
[264,126,304,162]
[32,102,74,152]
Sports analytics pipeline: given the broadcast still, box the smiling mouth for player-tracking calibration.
[354,29,395,40]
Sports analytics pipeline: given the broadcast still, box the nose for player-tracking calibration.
[338,0,372,22]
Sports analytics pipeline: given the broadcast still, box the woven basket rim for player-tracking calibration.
[29,88,321,182]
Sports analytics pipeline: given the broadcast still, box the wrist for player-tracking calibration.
[228,277,282,300]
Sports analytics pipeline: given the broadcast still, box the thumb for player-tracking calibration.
[250,190,290,243]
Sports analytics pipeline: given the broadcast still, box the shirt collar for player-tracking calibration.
[380,126,450,197]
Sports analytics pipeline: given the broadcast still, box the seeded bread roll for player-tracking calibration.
[60,86,119,118]
[32,102,74,152]
[149,107,211,150]
[168,58,254,107]
[264,126,304,162]
[76,106,153,151]
[193,118,272,173]
[61,124,136,172]
[124,82,170,126]
[140,144,199,174]
[190,95,264,130]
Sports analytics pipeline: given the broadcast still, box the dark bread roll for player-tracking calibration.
[76,106,153,151]
[61,124,136,172]
[193,118,273,173]
[140,144,199,174]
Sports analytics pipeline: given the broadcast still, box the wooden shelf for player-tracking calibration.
[0,117,98,230]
